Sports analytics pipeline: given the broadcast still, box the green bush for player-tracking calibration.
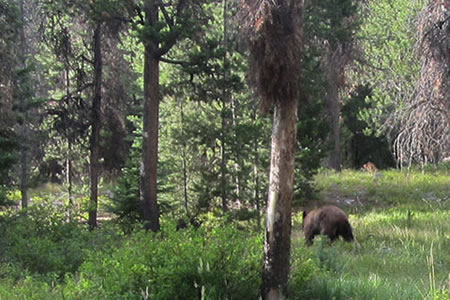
[0,276,60,300]
[0,205,121,280]
[64,223,263,299]
[289,246,320,296]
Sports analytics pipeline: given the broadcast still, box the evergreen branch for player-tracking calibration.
[81,54,94,65]
[47,83,94,104]
[159,56,190,65]
[156,0,174,28]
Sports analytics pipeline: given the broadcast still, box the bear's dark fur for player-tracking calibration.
[176,216,202,231]
[302,205,354,245]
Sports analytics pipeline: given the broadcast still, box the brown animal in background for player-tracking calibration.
[363,162,378,174]
[302,205,354,245]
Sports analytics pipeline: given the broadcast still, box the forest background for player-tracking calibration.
[0,0,449,299]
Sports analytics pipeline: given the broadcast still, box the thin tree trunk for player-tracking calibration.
[20,145,29,209]
[65,63,74,219]
[263,99,298,300]
[220,97,228,211]
[18,0,29,210]
[140,44,161,232]
[180,100,189,215]
[67,139,74,219]
[182,149,189,214]
[88,23,102,230]
[252,103,261,227]
[253,141,261,227]
[232,97,242,202]
[220,0,230,212]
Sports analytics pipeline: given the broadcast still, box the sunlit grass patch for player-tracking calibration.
[315,168,450,207]
[292,168,450,299]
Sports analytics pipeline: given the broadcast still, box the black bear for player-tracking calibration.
[302,205,354,245]
[176,216,202,231]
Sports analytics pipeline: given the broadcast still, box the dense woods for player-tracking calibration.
[0,0,449,299]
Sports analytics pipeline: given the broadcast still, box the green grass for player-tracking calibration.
[291,168,450,300]
[315,168,449,207]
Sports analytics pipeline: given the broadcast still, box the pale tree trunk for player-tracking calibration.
[140,46,161,232]
[88,23,102,230]
[263,99,298,300]
[252,105,261,228]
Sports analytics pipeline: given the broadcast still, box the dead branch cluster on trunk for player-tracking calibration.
[395,1,450,166]
[241,0,304,112]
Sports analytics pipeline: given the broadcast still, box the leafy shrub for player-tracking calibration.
[0,205,121,280]
[289,246,319,295]
[0,276,59,300]
[0,206,85,278]
[64,223,263,299]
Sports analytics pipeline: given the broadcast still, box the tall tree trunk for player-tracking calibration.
[180,100,189,215]
[140,44,161,232]
[66,145,74,219]
[326,73,342,171]
[220,97,228,212]
[140,0,188,231]
[251,103,261,228]
[219,0,230,212]
[18,0,29,210]
[263,99,298,300]
[88,24,102,230]
[20,144,29,209]
[65,62,74,219]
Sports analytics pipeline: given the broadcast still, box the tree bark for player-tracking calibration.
[263,98,298,300]
[326,73,342,172]
[17,0,29,210]
[88,23,102,230]
[67,139,74,219]
[20,144,29,209]
[220,96,228,212]
[180,100,189,215]
[219,0,230,212]
[140,0,188,231]
[140,23,161,232]
[252,105,261,228]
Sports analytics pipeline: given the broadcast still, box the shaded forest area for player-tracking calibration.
[0,0,449,299]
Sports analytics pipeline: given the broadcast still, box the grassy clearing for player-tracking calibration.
[315,167,449,207]
[291,168,450,299]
